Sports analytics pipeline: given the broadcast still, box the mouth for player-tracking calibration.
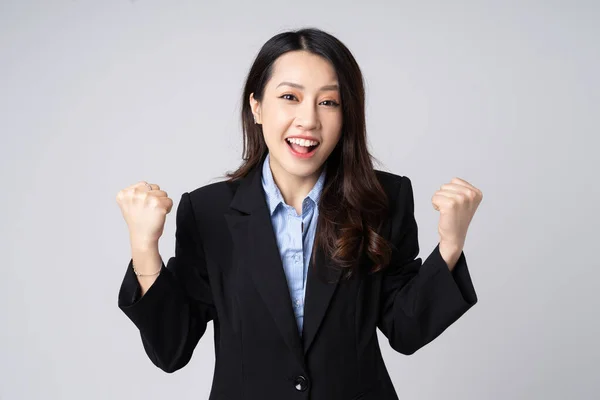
[285,138,320,158]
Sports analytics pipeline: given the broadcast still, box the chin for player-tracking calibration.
[286,162,325,178]
[270,145,326,177]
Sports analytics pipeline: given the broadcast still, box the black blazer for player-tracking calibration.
[118,160,478,400]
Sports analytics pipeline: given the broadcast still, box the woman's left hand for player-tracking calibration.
[432,177,483,250]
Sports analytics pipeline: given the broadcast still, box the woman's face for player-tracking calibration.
[250,50,343,180]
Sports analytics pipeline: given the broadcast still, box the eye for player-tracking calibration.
[320,100,340,107]
[279,94,340,107]
[280,94,297,101]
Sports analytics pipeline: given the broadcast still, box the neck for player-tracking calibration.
[268,156,324,212]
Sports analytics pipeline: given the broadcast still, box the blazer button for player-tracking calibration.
[293,375,309,391]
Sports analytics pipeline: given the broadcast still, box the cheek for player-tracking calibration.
[322,113,343,139]
[262,108,295,138]
[271,105,296,125]
[261,120,289,149]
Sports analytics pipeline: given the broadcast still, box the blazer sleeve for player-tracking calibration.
[117,191,217,373]
[377,176,478,355]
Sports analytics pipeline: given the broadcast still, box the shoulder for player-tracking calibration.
[374,169,411,200]
[181,169,412,211]
[184,178,237,212]
[177,179,240,239]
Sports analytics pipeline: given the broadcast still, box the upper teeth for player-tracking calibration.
[287,138,319,147]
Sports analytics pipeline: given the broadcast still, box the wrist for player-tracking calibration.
[439,238,464,253]
[440,242,462,251]
[131,246,162,277]
[130,237,159,253]
[439,241,463,271]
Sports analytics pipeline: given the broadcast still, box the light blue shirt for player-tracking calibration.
[261,152,327,336]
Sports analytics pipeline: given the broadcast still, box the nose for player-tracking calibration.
[295,102,319,130]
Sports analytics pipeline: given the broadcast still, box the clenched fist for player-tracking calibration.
[116,181,174,249]
[432,177,483,250]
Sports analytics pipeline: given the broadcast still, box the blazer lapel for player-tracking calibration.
[224,154,342,366]
[225,158,304,368]
[301,233,341,355]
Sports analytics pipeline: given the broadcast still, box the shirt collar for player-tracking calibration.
[261,152,327,215]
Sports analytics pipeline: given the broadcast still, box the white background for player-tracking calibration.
[1,1,598,399]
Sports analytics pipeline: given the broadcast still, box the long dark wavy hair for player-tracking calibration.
[223,27,393,280]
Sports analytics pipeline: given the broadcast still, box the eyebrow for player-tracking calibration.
[276,81,339,91]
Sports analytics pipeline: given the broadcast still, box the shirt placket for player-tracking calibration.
[288,209,304,315]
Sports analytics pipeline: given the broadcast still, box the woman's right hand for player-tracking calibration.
[116,181,174,249]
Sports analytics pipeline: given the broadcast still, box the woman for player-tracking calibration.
[116,27,482,400]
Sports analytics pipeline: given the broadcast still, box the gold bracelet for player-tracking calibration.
[132,262,161,277]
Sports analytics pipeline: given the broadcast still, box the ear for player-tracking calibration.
[249,93,262,124]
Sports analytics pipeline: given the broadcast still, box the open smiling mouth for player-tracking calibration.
[285,138,320,156]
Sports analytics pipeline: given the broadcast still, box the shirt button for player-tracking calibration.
[294,375,309,391]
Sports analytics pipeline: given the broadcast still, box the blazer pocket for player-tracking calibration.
[350,388,372,400]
